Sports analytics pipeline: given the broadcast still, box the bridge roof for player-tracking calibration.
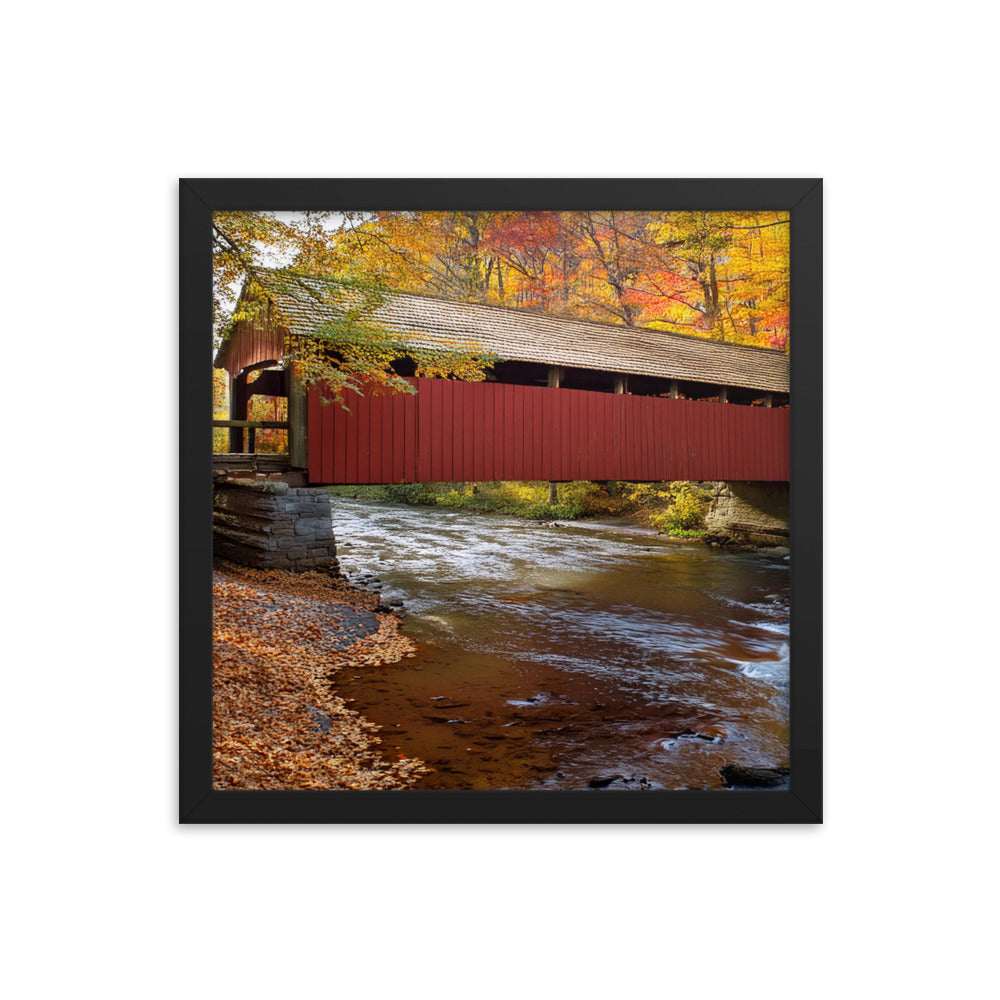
[243,270,789,393]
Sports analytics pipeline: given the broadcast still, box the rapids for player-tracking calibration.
[330,499,790,791]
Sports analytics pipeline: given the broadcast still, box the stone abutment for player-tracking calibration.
[704,481,790,548]
[213,477,339,573]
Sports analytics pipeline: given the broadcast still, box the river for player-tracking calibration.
[330,499,790,791]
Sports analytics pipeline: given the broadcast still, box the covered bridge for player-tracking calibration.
[214,270,790,484]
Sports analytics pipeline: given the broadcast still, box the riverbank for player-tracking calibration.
[326,480,712,536]
[212,560,429,790]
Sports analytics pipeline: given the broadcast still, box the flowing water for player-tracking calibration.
[331,499,790,791]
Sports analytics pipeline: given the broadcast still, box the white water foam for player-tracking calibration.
[735,641,790,688]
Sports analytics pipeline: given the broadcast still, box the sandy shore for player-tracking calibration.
[212,561,429,790]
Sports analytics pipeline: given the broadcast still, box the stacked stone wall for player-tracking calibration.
[213,478,339,573]
[704,481,790,548]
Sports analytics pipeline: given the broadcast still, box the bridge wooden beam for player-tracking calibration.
[669,380,679,399]
[229,371,248,452]
[613,374,628,394]
[288,365,308,470]
[547,367,563,503]
[718,386,729,404]
[213,420,289,429]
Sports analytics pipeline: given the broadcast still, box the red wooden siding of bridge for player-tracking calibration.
[307,378,789,484]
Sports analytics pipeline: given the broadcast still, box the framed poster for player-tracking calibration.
[180,178,822,823]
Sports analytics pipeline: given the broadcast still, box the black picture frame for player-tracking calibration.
[180,178,822,823]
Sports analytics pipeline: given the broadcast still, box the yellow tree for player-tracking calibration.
[713,212,790,348]
[329,211,508,301]
[293,210,790,349]
[214,212,497,407]
[645,211,790,347]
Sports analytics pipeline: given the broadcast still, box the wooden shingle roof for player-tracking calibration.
[249,269,789,393]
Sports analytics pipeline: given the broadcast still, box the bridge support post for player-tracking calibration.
[213,477,339,574]
[547,367,564,503]
[287,366,308,469]
[229,372,249,452]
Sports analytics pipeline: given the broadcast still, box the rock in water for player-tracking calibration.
[720,765,790,788]
[588,775,624,789]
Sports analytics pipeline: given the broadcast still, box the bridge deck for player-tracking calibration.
[212,453,290,474]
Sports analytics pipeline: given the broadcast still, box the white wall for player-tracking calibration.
[4,3,994,998]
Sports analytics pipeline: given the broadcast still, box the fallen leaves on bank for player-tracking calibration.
[213,560,429,791]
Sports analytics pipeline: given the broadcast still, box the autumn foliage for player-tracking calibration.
[213,562,429,790]
[322,210,790,349]
[214,210,791,376]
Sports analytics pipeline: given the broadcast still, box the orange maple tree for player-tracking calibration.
[326,209,790,349]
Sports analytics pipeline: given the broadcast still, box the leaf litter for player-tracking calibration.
[212,560,429,790]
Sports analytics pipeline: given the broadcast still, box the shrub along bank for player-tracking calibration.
[326,481,712,537]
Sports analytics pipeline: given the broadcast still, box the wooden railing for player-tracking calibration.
[212,420,290,429]
[213,419,289,453]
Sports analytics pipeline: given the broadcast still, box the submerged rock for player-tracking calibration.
[720,764,790,788]
[588,774,624,789]
[697,724,728,740]
[675,725,727,742]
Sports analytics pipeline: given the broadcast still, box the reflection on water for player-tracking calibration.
[331,500,790,790]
